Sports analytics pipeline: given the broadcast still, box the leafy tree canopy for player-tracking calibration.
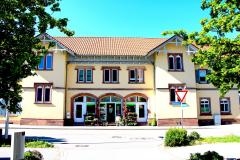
[163,0,239,96]
[0,0,74,112]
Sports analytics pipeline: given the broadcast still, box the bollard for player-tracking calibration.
[11,131,25,160]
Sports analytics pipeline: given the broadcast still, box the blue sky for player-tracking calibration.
[48,0,209,37]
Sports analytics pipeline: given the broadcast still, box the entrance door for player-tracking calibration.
[136,103,147,122]
[107,103,115,123]
[74,102,86,123]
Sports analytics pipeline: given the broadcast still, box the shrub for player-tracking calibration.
[189,151,224,160]
[188,131,201,144]
[24,150,43,160]
[164,128,189,147]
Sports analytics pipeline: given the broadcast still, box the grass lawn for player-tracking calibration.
[199,135,240,144]
[0,138,54,148]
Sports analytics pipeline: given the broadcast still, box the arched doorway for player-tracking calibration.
[73,95,96,123]
[125,94,148,122]
[99,95,122,123]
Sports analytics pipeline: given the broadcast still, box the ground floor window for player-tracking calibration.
[126,95,147,122]
[73,95,96,123]
[220,98,231,114]
[73,93,148,124]
[200,98,211,115]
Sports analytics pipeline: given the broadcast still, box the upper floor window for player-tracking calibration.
[128,67,145,83]
[200,98,211,114]
[34,83,52,104]
[196,69,210,84]
[76,66,94,83]
[169,84,186,104]
[220,98,231,114]
[102,66,120,83]
[38,53,53,70]
[168,53,183,71]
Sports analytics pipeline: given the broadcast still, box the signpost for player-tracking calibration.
[175,89,188,128]
[0,98,9,139]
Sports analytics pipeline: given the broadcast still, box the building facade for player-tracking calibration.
[1,33,239,126]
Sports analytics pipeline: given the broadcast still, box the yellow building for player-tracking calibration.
[2,33,239,126]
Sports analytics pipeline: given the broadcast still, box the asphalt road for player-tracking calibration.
[1,124,240,160]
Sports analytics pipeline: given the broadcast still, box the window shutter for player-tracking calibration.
[195,69,199,83]
[207,69,211,84]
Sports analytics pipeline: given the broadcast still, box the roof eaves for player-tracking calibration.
[43,33,76,56]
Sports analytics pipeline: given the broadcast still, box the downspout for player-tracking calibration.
[153,53,157,118]
[64,54,68,126]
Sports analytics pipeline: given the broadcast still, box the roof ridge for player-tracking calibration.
[53,36,168,39]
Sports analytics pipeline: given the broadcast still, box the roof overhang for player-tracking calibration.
[147,35,198,56]
[37,33,76,56]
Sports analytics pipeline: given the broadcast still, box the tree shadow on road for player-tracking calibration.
[25,136,66,143]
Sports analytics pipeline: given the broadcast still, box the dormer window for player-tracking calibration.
[38,53,53,70]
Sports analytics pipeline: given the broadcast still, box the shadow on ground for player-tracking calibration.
[25,136,66,143]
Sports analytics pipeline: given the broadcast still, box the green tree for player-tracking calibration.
[163,0,239,96]
[0,0,74,112]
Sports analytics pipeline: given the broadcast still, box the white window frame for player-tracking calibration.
[77,68,93,83]
[200,98,211,113]
[45,53,53,70]
[220,98,230,113]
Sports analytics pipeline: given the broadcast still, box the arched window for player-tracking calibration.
[46,53,53,70]
[220,98,230,113]
[176,55,182,70]
[200,98,211,114]
[168,55,174,70]
[38,53,53,70]
[74,96,96,114]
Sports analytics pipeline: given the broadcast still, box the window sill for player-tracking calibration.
[34,102,52,104]
[200,113,212,116]
[128,82,145,84]
[77,82,93,84]
[103,82,120,84]
[168,69,184,72]
[220,112,232,115]
[198,82,209,84]
[37,69,53,71]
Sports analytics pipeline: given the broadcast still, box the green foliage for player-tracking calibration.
[0,0,74,113]
[164,128,189,147]
[126,112,138,126]
[201,134,240,143]
[24,150,43,160]
[188,131,201,141]
[25,140,54,148]
[163,0,240,96]
[189,151,224,160]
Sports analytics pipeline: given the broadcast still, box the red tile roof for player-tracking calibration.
[53,37,167,56]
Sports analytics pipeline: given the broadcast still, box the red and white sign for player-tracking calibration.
[175,90,188,102]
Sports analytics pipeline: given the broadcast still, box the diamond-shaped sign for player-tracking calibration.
[175,90,188,102]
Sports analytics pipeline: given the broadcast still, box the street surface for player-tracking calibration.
[1,124,240,160]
